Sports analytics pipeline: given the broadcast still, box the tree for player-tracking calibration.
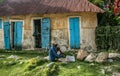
[0,0,4,3]
[90,0,120,26]
[89,0,104,7]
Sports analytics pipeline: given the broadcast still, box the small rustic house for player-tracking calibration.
[0,0,104,51]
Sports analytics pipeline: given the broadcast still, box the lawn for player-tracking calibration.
[0,50,120,76]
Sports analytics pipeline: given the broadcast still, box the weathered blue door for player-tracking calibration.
[69,17,80,49]
[4,22,10,50]
[41,18,50,48]
[14,22,23,50]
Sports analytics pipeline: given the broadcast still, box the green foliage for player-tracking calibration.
[95,26,120,51]
[89,0,104,7]
[0,0,4,3]
[90,0,120,26]
[98,10,120,26]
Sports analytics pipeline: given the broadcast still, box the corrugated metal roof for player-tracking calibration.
[0,0,104,16]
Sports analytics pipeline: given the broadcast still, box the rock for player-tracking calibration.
[46,62,54,68]
[85,53,97,62]
[77,49,88,60]
[44,56,49,60]
[77,66,81,69]
[95,52,108,63]
[109,53,120,59]
[19,62,24,64]
[101,69,105,75]
[112,72,120,76]
[8,55,19,60]
[108,59,114,63]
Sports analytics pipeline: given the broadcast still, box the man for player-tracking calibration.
[49,43,62,62]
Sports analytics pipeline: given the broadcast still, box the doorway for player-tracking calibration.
[33,19,41,48]
[33,18,50,49]
[11,21,23,50]
[69,17,80,49]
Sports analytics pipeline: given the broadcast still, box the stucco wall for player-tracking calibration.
[50,16,69,51]
[0,30,4,49]
[49,13,97,51]
[0,12,97,51]
[80,13,97,51]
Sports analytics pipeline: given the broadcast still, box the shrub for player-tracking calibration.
[95,26,120,51]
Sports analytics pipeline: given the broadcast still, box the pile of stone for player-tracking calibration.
[77,49,120,63]
[8,55,20,60]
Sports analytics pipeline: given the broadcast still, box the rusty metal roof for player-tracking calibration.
[0,0,104,16]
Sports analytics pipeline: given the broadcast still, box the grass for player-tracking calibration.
[0,50,120,76]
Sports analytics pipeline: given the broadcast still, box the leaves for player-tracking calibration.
[0,0,4,3]
[89,0,104,7]
[95,26,120,51]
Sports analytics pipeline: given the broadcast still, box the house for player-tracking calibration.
[0,0,104,51]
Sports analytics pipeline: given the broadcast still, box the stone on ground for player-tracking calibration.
[85,53,97,62]
[112,72,120,76]
[109,53,120,59]
[8,55,19,60]
[95,52,108,63]
[46,62,55,68]
[77,49,88,60]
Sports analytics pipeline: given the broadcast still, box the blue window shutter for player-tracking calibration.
[0,19,2,29]
[4,22,10,50]
[41,18,50,48]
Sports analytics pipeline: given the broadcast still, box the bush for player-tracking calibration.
[95,26,120,51]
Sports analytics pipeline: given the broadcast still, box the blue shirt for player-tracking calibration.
[49,46,62,61]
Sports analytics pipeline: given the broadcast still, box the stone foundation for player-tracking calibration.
[51,29,69,51]
[22,30,34,50]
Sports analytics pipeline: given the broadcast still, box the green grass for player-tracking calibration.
[0,50,120,76]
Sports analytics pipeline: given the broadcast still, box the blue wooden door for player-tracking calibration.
[41,18,50,48]
[4,22,10,50]
[69,17,80,49]
[14,22,23,50]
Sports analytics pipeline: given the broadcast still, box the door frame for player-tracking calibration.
[9,19,24,49]
[0,18,3,30]
[31,17,42,48]
[31,17,51,49]
[68,16,81,49]
[0,18,4,48]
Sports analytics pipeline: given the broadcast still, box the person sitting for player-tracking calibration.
[49,43,62,62]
